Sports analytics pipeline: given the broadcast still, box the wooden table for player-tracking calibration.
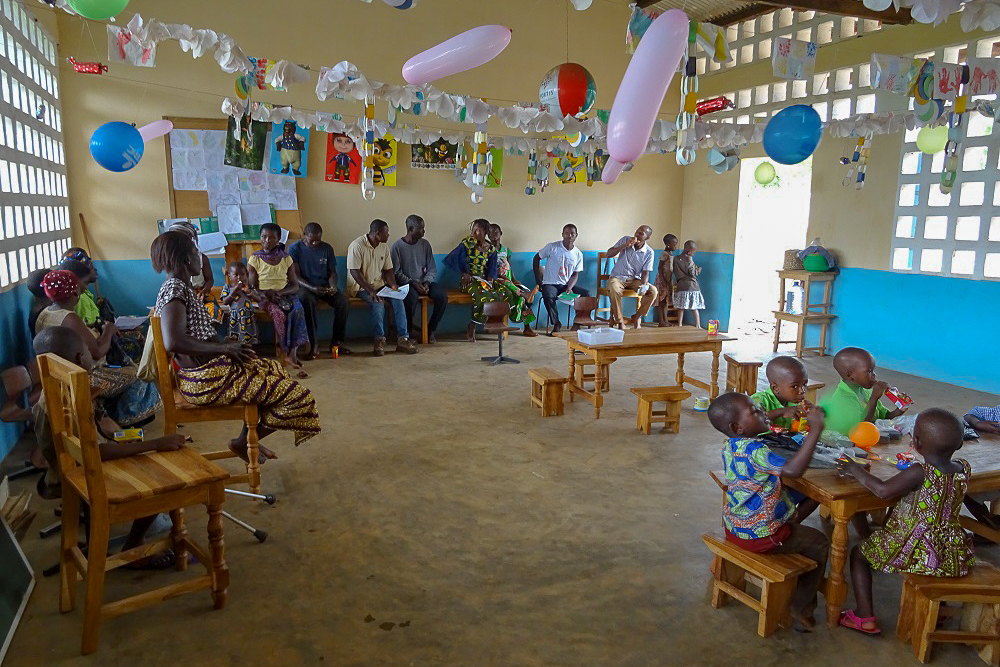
[783,435,1000,628]
[554,327,736,418]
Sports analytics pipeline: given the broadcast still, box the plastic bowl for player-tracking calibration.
[802,254,830,272]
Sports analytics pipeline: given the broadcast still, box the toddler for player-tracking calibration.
[672,240,704,328]
[220,261,258,345]
[653,234,677,327]
[709,392,828,631]
[819,346,908,438]
[838,408,975,635]
[965,405,1000,435]
[752,356,812,432]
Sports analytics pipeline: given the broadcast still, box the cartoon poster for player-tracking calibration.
[772,37,817,81]
[224,115,269,170]
[411,139,458,169]
[269,121,310,178]
[553,155,586,184]
[325,133,361,185]
[586,151,608,183]
[373,134,397,187]
[486,148,503,189]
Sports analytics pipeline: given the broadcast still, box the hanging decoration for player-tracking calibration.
[586,149,607,186]
[402,25,512,85]
[68,0,130,20]
[107,23,156,67]
[840,135,871,189]
[763,105,823,165]
[871,54,923,95]
[463,124,491,203]
[693,22,731,63]
[675,21,699,167]
[411,139,458,168]
[771,37,817,81]
[525,150,538,195]
[539,63,597,118]
[68,57,108,74]
[383,0,420,8]
[360,95,377,200]
[754,161,777,185]
[89,119,172,172]
[916,125,949,154]
[554,155,586,183]
[940,113,965,195]
[706,147,739,174]
[695,96,733,116]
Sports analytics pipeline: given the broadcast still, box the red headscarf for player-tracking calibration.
[41,269,79,302]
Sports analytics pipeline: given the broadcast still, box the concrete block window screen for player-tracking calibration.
[0,0,70,291]
[890,36,1000,281]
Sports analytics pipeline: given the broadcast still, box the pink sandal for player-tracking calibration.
[839,609,881,635]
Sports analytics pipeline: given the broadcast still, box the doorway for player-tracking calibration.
[730,157,812,347]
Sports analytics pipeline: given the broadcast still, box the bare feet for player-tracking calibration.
[522,326,537,337]
[629,315,642,329]
[296,370,309,379]
[229,439,278,464]
[466,322,477,343]
[524,286,539,304]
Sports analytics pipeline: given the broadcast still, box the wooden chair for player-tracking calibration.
[630,386,692,434]
[596,251,640,326]
[723,355,762,395]
[480,301,520,365]
[898,563,1000,664]
[574,358,613,393]
[804,381,825,404]
[570,296,605,330]
[529,367,568,417]
[37,353,230,655]
[149,316,266,496]
[702,532,818,638]
[1,364,40,423]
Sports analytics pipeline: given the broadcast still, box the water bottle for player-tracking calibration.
[785,281,804,314]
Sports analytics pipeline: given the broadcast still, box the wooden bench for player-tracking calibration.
[630,386,692,434]
[702,532,818,638]
[723,354,762,395]
[573,357,613,394]
[898,563,1000,664]
[529,368,568,417]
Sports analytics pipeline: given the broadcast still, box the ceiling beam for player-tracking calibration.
[752,1,912,24]
[707,5,775,26]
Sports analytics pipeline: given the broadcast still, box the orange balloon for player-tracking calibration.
[849,421,880,450]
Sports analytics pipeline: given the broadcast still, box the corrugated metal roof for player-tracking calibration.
[618,1,767,25]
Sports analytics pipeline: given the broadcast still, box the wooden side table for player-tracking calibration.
[772,270,836,357]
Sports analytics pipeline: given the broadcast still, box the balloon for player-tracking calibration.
[67,0,130,20]
[383,0,419,8]
[402,25,512,85]
[90,122,144,172]
[763,105,823,165]
[539,63,597,117]
[137,120,173,142]
[603,9,688,184]
[570,0,593,8]
[849,421,880,451]
[755,161,776,185]
[916,125,949,154]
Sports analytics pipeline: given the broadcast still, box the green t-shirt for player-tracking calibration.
[818,380,890,437]
[74,290,100,326]
[751,388,801,430]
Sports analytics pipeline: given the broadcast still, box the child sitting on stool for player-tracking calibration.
[819,346,909,438]
[752,356,812,432]
[709,392,828,632]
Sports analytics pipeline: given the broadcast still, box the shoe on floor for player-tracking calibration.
[397,338,418,354]
[373,337,386,357]
[428,332,437,344]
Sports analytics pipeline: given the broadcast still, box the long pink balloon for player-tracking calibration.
[402,25,512,85]
[603,9,688,184]
[138,119,173,142]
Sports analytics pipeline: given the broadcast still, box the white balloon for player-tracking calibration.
[570,0,593,9]
[862,0,893,11]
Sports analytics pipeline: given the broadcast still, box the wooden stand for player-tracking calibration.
[574,358,613,393]
[724,354,762,394]
[529,368,568,417]
[630,386,691,434]
[772,270,836,358]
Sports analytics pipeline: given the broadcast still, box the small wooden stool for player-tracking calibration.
[898,563,1000,664]
[804,381,825,404]
[724,354,763,395]
[573,357,613,393]
[529,367,568,417]
[702,533,818,638]
[630,386,692,434]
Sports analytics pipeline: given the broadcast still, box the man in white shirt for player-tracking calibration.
[533,224,588,333]
[606,225,658,329]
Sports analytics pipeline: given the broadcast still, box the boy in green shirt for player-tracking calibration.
[751,356,812,432]
[819,347,909,437]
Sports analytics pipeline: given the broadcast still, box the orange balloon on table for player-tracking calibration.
[849,421,880,450]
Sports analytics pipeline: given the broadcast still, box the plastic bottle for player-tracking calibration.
[785,281,804,315]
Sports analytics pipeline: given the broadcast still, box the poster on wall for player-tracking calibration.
[553,155,586,184]
[373,134,397,187]
[269,121,310,178]
[325,133,361,185]
[586,151,608,183]
[224,115,269,170]
[412,139,458,169]
[969,58,1000,95]
[772,37,817,81]
[486,147,503,189]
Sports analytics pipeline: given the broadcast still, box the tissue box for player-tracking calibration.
[577,327,625,345]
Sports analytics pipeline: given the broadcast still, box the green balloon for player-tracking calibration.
[916,125,949,154]
[67,0,130,20]
[755,161,776,185]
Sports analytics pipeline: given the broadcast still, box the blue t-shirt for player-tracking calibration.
[288,240,335,288]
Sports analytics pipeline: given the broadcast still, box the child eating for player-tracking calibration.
[838,408,974,635]
[819,346,909,438]
[752,356,812,432]
[220,261,258,345]
[708,392,828,631]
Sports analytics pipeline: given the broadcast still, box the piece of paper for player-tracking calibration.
[376,284,409,300]
[169,129,203,149]
[108,24,156,67]
[936,62,965,100]
[216,205,243,234]
[280,228,289,245]
[196,232,229,253]
[240,204,272,226]
[208,190,241,212]
[240,189,270,204]
[114,316,149,330]
[969,58,1000,95]
[268,189,298,211]
[206,171,239,191]
[172,169,207,191]
[772,37,817,81]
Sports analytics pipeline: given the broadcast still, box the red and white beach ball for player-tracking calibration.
[539,63,597,118]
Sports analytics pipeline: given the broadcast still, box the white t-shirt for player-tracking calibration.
[608,236,654,281]
[538,241,584,286]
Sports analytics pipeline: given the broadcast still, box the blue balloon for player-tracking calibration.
[90,122,144,172]
[762,105,822,165]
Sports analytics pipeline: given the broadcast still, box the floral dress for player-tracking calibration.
[861,459,975,576]
[220,284,258,345]
[449,237,535,325]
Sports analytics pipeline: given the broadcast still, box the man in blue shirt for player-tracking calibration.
[288,222,351,357]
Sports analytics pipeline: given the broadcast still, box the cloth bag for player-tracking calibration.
[136,331,157,383]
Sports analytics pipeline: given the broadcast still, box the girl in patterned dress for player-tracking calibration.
[220,261,258,345]
[837,408,975,635]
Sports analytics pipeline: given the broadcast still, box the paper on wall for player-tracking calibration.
[935,62,964,100]
[772,37,817,81]
[268,189,298,210]
[216,205,243,234]
[240,189,270,204]
[170,149,206,170]
[169,129,203,149]
[172,169,207,191]
[208,190,241,212]
[240,204,272,226]
[870,54,921,95]
[280,227,289,245]
[196,232,229,254]
[969,58,1000,95]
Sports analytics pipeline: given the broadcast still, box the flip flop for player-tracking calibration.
[839,609,881,635]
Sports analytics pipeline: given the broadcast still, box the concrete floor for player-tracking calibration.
[5,332,1000,666]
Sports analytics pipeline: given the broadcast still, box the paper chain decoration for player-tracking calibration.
[840,135,871,189]
[361,95,377,201]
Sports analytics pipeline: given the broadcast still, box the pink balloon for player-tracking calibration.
[605,9,688,175]
[601,158,627,185]
[138,119,173,142]
[402,25,512,85]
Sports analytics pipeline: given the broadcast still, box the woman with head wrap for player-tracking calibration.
[165,220,214,295]
[26,267,52,335]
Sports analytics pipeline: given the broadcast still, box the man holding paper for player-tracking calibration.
[347,219,418,357]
